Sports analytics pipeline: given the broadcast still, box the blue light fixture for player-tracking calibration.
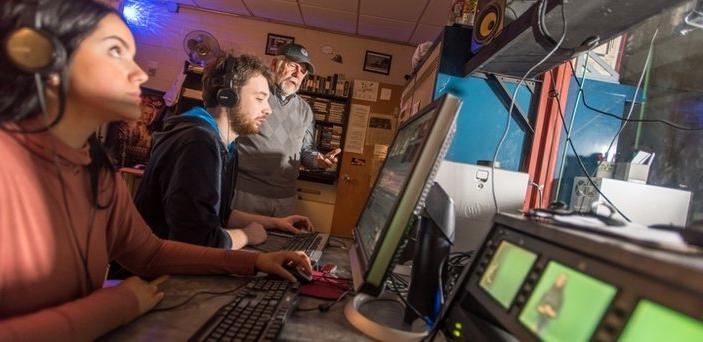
[121,0,150,28]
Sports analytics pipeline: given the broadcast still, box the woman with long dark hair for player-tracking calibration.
[0,1,311,339]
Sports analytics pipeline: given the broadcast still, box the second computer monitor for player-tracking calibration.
[349,94,462,296]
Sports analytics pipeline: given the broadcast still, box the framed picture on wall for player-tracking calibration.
[266,33,294,55]
[363,50,392,75]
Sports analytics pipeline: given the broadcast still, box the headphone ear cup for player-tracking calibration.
[216,87,239,108]
[4,27,66,75]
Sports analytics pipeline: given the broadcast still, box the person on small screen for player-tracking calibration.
[534,273,569,333]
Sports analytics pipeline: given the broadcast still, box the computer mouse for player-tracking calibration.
[681,220,703,247]
[283,263,313,284]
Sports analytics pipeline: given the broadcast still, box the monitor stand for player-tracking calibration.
[344,292,428,341]
[344,183,454,341]
[404,182,455,324]
[345,247,428,340]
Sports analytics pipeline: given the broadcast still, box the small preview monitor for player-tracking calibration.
[618,300,703,341]
[478,241,538,309]
[350,94,462,296]
[518,261,617,341]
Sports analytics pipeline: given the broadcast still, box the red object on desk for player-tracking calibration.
[299,271,350,300]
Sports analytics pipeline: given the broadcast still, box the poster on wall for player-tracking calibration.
[353,80,379,102]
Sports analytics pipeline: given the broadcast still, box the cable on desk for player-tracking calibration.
[388,274,432,326]
[149,282,249,313]
[438,251,474,304]
[296,289,352,312]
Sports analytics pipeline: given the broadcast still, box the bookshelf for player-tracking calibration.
[297,84,351,184]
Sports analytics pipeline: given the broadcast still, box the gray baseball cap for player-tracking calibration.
[277,43,315,74]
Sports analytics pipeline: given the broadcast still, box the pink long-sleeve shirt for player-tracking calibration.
[0,124,259,340]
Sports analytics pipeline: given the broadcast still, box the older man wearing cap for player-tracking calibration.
[233,43,342,218]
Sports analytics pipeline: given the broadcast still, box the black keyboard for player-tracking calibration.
[284,232,329,264]
[189,278,298,342]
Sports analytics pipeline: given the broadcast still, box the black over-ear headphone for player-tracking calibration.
[216,55,240,108]
[3,0,67,75]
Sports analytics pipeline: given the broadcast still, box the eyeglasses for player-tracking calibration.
[284,60,308,75]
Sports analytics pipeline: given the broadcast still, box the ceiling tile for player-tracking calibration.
[359,0,427,22]
[193,0,250,15]
[420,0,452,25]
[244,0,303,24]
[301,5,357,33]
[358,15,415,42]
[410,23,443,45]
[299,0,358,12]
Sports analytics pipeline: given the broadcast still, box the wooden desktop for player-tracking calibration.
[99,236,380,341]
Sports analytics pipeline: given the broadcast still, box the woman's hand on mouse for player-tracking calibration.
[255,251,312,282]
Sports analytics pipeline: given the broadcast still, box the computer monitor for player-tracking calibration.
[349,93,462,296]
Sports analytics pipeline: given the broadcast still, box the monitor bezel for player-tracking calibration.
[351,93,461,296]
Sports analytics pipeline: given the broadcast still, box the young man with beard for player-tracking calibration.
[234,43,342,217]
[135,54,312,250]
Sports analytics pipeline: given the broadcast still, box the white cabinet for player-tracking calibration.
[295,180,336,233]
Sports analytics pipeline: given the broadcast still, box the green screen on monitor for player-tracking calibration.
[518,261,617,341]
[618,300,703,341]
[479,241,538,309]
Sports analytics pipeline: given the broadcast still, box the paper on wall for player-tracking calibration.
[343,104,371,154]
[380,88,392,101]
[353,80,379,102]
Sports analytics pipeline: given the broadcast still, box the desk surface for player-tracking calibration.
[100,236,377,341]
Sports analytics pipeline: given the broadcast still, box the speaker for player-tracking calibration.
[471,0,506,54]
[3,0,67,75]
[215,56,240,108]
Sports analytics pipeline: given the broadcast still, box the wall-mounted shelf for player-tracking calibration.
[465,0,689,78]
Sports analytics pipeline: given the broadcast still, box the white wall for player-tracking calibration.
[131,6,417,91]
